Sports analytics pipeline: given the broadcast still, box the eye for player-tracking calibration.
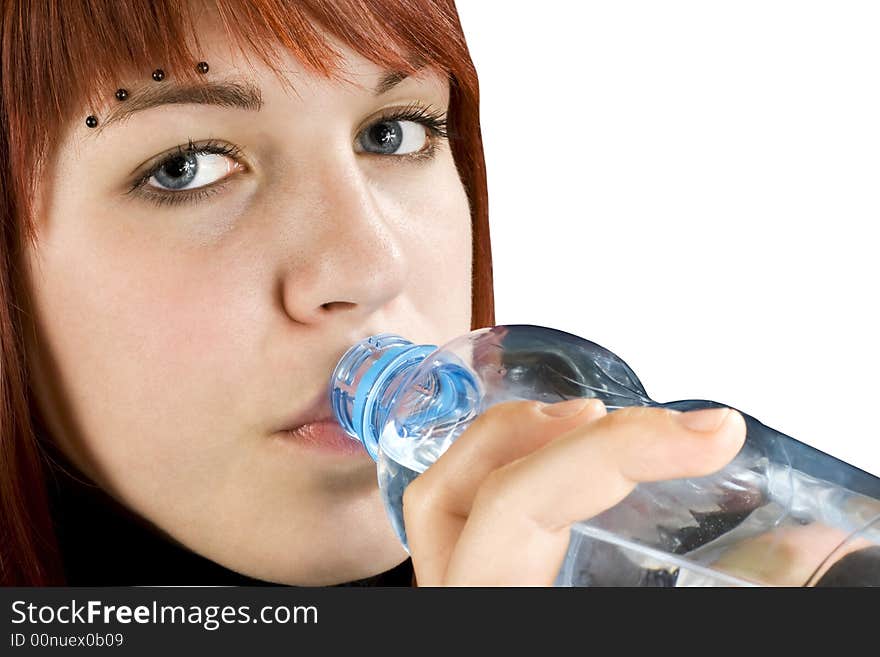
[126,139,247,207]
[358,119,429,156]
[355,104,449,158]
[147,149,242,192]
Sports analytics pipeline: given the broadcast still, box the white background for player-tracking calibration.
[456,1,879,474]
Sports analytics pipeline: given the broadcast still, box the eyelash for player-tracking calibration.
[127,104,450,208]
[373,102,450,150]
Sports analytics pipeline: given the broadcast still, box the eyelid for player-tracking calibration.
[126,139,205,178]
[129,177,235,208]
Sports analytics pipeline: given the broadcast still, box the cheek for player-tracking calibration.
[376,154,473,325]
[27,225,264,483]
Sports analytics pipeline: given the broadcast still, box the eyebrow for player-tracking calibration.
[96,80,263,133]
[94,66,426,133]
[374,58,428,95]
[374,70,411,96]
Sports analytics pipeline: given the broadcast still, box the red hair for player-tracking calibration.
[0,0,494,585]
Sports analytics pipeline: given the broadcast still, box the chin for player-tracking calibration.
[241,534,410,586]
[205,489,410,586]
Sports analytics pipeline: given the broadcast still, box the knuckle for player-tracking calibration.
[599,404,660,430]
[461,399,543,439]
[401,477,439,538]
[401,476,431,516]
[472,465,519,514]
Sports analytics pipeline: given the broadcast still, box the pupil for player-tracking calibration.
[155,152,198,189]
[369,122,402,153]
[375,124,395,144]
[164,155,193,179]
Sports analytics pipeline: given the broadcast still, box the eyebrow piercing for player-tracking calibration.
[86,63,209,129]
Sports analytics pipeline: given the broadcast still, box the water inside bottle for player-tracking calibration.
[376,449,422,551]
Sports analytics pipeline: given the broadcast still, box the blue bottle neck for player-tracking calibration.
[331,335,437,460]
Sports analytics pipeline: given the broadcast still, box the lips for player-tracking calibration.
[272,387,367,457]
[274,391,336,434]
[275,419,365,456]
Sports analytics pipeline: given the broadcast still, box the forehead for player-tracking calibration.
[194,8,442,96]
[86,9,445,125]
[193,13,368,87]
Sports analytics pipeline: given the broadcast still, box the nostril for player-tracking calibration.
[321,301,355,312]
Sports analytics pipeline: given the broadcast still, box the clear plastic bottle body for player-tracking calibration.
[331,324,880,586]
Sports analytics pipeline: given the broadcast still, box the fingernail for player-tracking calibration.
[540,398,591,417]
[676,407,731,432]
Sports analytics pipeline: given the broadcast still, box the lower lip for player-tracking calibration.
[275,420,368,457]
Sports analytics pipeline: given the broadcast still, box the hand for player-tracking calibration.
[402,398,747,585]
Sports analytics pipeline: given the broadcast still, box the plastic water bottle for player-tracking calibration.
[329,324,880,586]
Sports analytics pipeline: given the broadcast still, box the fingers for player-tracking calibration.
[447,405,746,584]
[403,398,608,585]
[410,399,609,517]
[409,402,747,585]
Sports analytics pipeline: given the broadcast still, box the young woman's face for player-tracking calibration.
[21,15,473,584]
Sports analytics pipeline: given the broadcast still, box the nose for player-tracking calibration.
[277,164,409,327]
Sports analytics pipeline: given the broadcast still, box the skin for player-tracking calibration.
[709,523,874,586]
[20,11,750,586]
